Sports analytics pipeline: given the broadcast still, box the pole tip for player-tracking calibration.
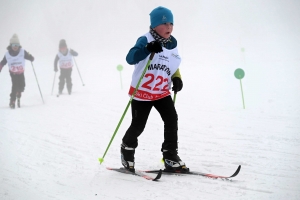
[98,158,104,164]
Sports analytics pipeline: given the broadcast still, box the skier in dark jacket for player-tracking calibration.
[0,34,34,108]
[54,39,78,95]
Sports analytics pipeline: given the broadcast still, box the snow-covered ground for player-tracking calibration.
[1,1,300,200]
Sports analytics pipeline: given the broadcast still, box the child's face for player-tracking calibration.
[11,44,20,52]
[154,23,173,39]
[60,46,67,54]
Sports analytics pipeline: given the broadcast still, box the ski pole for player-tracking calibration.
[51,72,57,95]
[99,52,155,164]
[173,92,177,104]
[31,62,44,104]
[73,57,85,86]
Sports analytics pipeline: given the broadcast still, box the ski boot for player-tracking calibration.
[120,143,135,172]
[9,100,15,109]
[162,149,189,172]
[68,89,72,95]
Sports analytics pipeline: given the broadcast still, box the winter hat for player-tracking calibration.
[59,39,67,48]
[149,6,173,28]
[10,34,20,45]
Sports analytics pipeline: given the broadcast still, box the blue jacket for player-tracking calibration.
[126,35,177,65]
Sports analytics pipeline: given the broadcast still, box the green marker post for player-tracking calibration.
[234,68,245,109]
[117,64,123,89]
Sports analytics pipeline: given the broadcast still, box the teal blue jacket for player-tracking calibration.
[126,35,177,65]
[126,35,181,79]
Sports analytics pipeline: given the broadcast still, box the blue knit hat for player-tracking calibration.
[150,6,173,28]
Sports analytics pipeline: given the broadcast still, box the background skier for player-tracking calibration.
[0,34,34,108]
[54,39,78,95]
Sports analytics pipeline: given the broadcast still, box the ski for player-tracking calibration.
[143,165,241,180]
[106,167,162,181]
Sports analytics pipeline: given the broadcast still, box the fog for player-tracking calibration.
[1,0,299,65]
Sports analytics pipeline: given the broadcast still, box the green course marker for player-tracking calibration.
[234,68,245,109]
[117,64,123,89]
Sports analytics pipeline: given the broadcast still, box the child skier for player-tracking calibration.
[0,34,34,109]
[121,6,188,172]
[54,39,78,95]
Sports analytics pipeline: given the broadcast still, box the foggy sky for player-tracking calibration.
[0,0,299,65]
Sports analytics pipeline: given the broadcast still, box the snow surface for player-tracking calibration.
[1,0,300,199]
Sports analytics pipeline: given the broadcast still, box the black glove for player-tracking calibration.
[26,52,34,62]
[172,77,183,93]
[70,49,78,56]
[146,41,163,53]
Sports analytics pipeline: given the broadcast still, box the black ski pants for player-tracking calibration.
[59,68,72,92]
[10,72,25,101]
[122,95,178,152]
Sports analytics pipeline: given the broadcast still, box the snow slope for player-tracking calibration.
[1,0,300,200]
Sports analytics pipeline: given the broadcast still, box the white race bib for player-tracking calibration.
[58,50,73,69]
[129,33,181,101]
[5,48,25,74]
